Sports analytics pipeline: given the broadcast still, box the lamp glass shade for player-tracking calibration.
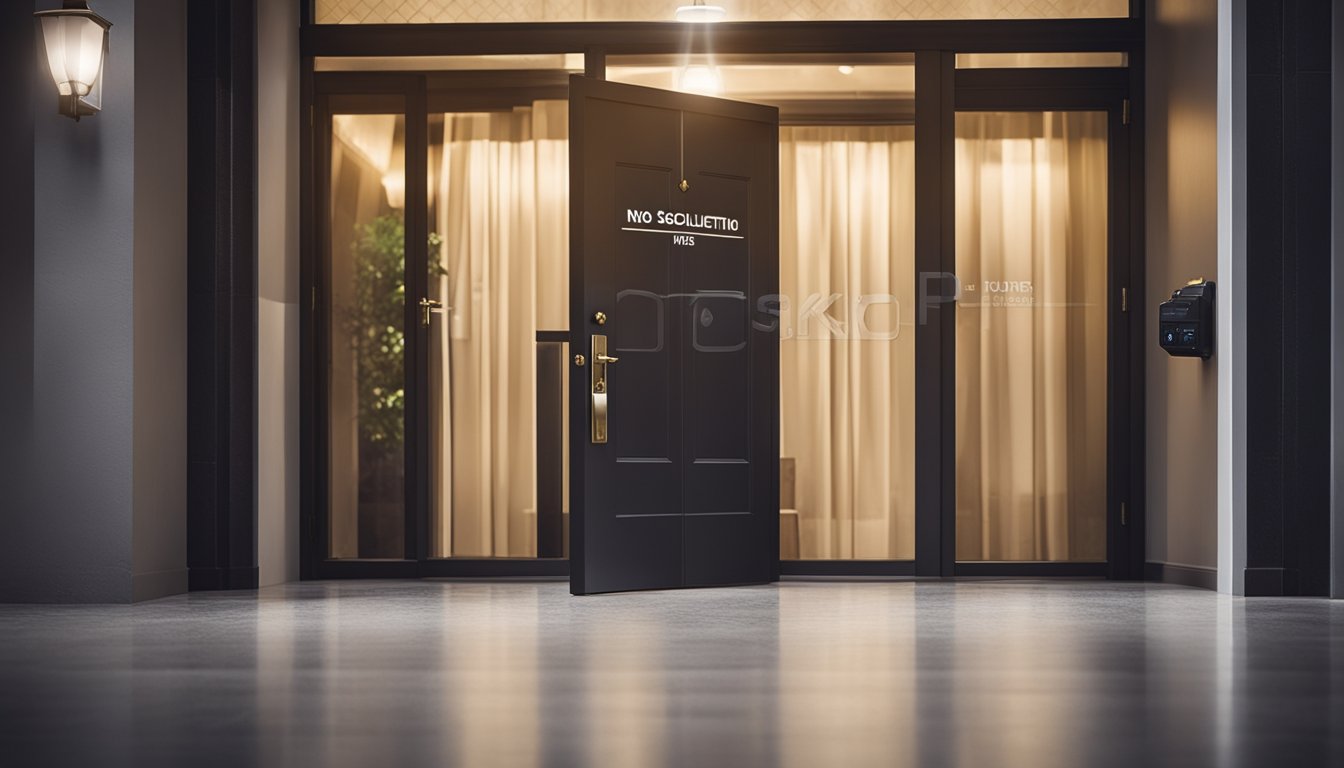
[39,13,107,103]
[674,3,726,22]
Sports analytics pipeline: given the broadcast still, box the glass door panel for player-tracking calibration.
[778,123,916,560]
[954,110,1109,563]
[326,107,409,559]
[426,100,570,558]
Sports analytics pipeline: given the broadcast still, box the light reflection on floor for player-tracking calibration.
[1,580,1341,767]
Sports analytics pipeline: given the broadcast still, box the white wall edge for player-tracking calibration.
[255,0,301,587]
[258,298,299,587]
[1216,0,1248,596]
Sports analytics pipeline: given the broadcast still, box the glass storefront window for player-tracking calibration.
[955,52,1128,68]
[607,54,915,119]
[315,54,585,73]
[953,110,1109,563]
[328,109,409,559]
[316,0,1129,25]
[777,122,916,561]
[315,50,1124,571]
[426,101,571,559]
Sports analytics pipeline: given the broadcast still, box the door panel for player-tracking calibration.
[953,109,1110,564]
[570,76,779,594]
[608,57,921,565]
[324,105,411,560]
[425,99,572,560]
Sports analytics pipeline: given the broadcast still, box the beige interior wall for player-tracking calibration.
[1145,0,1220,573]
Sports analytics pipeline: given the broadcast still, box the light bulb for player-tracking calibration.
[678,64,723,96]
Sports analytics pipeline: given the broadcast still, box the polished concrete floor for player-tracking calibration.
[2,580,1342,767]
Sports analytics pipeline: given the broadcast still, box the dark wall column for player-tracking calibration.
[0,0,35,510]
[187,0,259,590]
[1332,0,1344,599]
[913,50,956,577]
[0,0,37,598]
[1245,0,1334,596]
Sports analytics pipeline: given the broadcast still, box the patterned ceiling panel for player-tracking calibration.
[315,0,1128,24]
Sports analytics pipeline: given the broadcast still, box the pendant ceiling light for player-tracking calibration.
[34,0,112,121]
[674,0,726,23]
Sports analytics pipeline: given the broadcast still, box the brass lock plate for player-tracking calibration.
[591,333,617,443]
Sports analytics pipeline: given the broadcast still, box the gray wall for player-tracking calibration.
[26,0,138,602]
[1145,0,1221,581]
[257,0,301,586]
[131,0,187,601]
[0,0,186,603]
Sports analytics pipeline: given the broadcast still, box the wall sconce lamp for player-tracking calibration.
[34,1,112,122]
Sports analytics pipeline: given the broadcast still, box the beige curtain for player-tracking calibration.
[779,125,917,560]
[431,101,569,558]
[954,111,1109,562]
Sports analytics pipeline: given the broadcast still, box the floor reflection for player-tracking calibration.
[442,585,541,767]
[1,581,1341,767]
[583,598,669,766]
[778,584,916,768]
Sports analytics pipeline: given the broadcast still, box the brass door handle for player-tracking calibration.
[419,298,444,327]
[591,334,615,443]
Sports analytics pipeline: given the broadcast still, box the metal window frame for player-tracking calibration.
[297,14,1146,582]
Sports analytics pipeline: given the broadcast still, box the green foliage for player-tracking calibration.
[344,213,443,466]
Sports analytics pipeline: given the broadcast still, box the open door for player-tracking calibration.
[568,76,780,595]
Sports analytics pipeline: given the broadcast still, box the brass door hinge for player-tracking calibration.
[1121,286,1129,312]
[1121,502,1128,526]
[1122,99,1131,126]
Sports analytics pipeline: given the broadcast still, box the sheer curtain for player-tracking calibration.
[954,111,1109,562]
[779,125,916,560]
[430,101,568,558]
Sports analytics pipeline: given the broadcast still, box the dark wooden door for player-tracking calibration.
[568,76,780,595]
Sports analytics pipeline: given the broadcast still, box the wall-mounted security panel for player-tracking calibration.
[1158,279,1215,359]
